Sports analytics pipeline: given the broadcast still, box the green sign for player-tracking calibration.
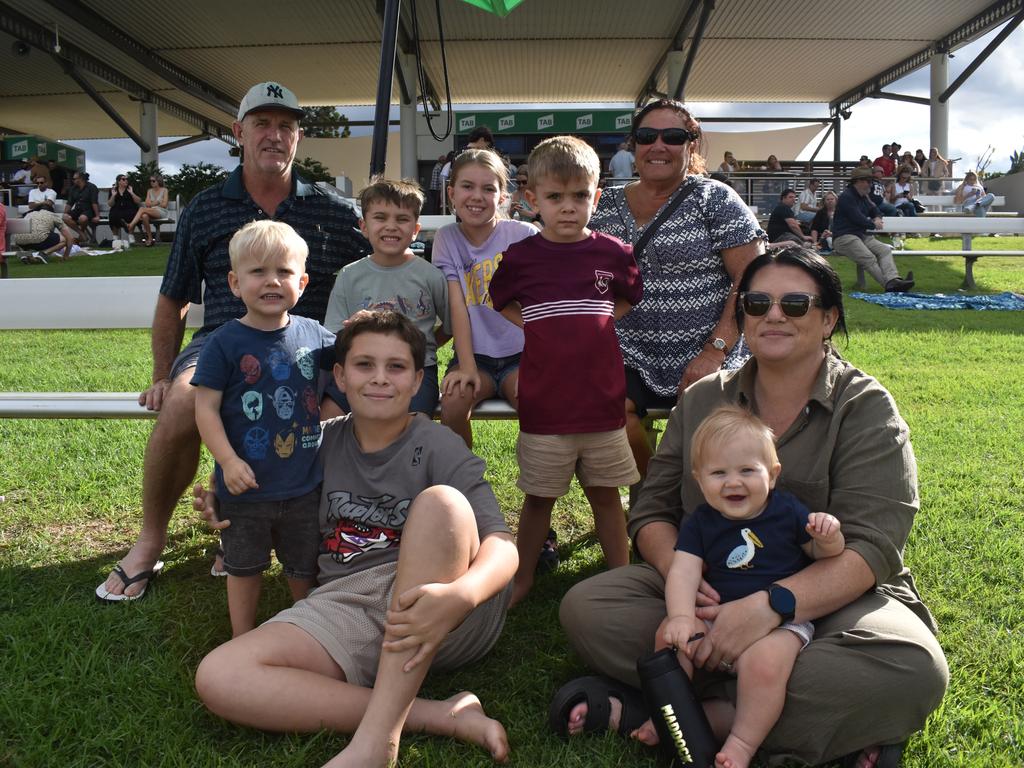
[2,135,86,170]
[456,109,634,135]
[460,0,524,17]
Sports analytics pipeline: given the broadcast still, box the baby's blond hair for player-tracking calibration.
[690,405,778,474]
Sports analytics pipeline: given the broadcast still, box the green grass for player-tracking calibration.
[1,257,1023,767]
[4,243,172,278]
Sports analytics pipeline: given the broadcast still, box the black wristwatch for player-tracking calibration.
[765,583,796,623]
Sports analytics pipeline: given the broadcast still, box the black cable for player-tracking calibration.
[411,0,453,141]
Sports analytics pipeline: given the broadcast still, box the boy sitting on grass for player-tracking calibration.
[192,220,336,636]
[324,179,450,415]
[633,405,844,768]
[195,311,518,768]
[489,135,643,606]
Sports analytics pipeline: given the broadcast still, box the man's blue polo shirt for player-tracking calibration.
[160,167,370,336]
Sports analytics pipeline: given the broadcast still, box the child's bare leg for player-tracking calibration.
[323,485,507,767]
[497,370,519,411]
[286,575,317,602]
[439,374,496,449]
[717,629,802,768]
[582,485,629,569]
[227,574,262,637]
[624,404,653,478]
[510,493,557,607]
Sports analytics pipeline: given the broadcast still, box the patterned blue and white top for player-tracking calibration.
[591,176,763,398]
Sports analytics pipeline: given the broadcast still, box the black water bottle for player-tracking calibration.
[637,648,716,767]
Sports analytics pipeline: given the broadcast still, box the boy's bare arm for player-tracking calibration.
[498,301,523,328]
[802,512,845,560]
[613,297,633,320]
[195,386,257,494]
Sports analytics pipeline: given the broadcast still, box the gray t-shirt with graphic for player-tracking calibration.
[324,256,451,367]
[316,413,508,583]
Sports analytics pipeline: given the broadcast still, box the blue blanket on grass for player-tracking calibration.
[849,291,1024,311]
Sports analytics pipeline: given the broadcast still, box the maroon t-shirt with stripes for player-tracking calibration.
[489,231,642,435]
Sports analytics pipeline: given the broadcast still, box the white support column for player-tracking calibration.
[140,101,158,167]
[665,51,685,102]
[398,53,418,181]
[929,52,949,159]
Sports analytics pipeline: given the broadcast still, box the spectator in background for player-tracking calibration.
[886,166,918,217]
[833,168,914,293]
[13,208,77,263]
[127,173,170,246]
[767,189,814,245]
[48,160,68,197]
[466,125,495,151]
[810,191,838,252]
[870,166,903,217]
[608,142,636,180]
[855,155,872,170]
[888,142,903,168]
[924,148,950,193]
[64,171,101,244]
[900,151,920,176]
[508,167,540,225]
[796,178,820,226]
[27,176,56,212]
[30,157,51,187]
[718,150,739,175]
[954,171,996,217]
[11,160,33,203]
[873,144,895,177]
[108,173,142,241]
[428,154,446,214]
[763,154,783,172]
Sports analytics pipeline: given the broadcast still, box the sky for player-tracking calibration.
[68,20,1024,187]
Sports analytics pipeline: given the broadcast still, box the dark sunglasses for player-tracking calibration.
[633,126,699,146]
[741,292,823,318]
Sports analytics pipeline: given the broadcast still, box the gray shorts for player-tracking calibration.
[219,487,321,579]
[266,560,512,687]
[169,332,209,381]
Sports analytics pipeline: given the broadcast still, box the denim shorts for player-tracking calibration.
[169,332,209,381]
[624,367,679,419]
[448,353,521,392]
[219,487,321,579]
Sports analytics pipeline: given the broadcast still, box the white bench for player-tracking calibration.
[850,216,1024,290]
[916,194,1006,208]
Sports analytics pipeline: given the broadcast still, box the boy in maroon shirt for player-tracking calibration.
[490,136,643,606]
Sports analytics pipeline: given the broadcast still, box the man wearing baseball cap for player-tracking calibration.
[97,81,370,602]
[832,167,914,293]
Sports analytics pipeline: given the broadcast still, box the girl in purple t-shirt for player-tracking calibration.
[432,149,536,448]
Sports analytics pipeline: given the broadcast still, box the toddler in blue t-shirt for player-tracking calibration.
[193,220,335,636]
[634,405,845,768]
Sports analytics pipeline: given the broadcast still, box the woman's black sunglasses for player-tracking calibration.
[741,292,823,317]
[633,126,699,146]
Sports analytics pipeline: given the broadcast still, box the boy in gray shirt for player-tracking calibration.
[324,180,450,414]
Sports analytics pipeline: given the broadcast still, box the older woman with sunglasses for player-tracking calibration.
[589,99,763,480]
[556,247,947,768]
[127,174,169,246]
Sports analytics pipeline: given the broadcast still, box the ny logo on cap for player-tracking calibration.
[266,84,284,98]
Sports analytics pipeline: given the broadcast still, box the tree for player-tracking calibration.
[167,162,229,204]
[294,156,334,183]
[300,106,351,138]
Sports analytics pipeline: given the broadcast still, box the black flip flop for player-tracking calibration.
[95,560,165,603]
[548,675,649,739]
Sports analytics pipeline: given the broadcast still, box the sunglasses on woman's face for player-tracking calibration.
[741,292,823,317]
[633,126,699,146]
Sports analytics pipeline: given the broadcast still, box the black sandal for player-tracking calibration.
[548,675,649,738]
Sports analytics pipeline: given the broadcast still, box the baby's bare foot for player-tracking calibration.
[566,695,623,736]
[715,732,757,768]
[630,717,660,746]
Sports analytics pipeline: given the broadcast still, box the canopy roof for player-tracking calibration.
[0,0,1018,140]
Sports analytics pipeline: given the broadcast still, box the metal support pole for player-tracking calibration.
[673,0,715,102]
[940,10,1024,103]
[833,115,841,166]
[398,52,418,181]
[808,122,835,162]
[370,0,401,178]
[52,54,151,152]
[140,101,158,166]
[930,52,949,159]
[159,135,212,153]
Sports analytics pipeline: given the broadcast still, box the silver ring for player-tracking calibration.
[719,660,734,672]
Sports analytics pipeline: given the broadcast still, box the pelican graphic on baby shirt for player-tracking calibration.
[726,527,764,569]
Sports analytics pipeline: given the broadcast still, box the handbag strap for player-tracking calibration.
[632,176,701,265]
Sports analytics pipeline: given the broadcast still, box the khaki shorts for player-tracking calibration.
[516,428,639,497]
[265,561,511,687]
